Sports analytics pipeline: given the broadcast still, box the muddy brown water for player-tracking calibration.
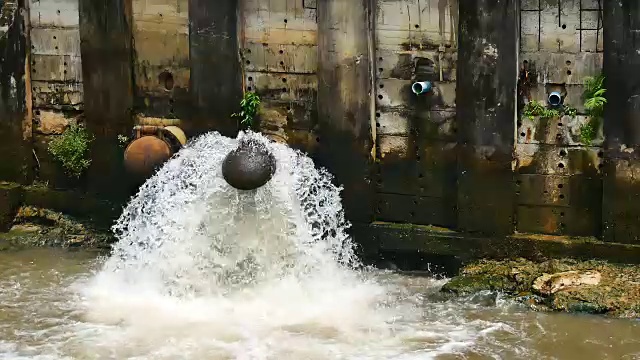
[0,248,639,359]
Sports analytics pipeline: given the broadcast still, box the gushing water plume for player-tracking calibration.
[77,131,395,358]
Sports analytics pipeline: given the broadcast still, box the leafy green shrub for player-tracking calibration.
[48,124,94,178]
[580,75,607,145]
[232,92,261,129]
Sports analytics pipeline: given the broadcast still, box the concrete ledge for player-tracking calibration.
[353,222,640,265]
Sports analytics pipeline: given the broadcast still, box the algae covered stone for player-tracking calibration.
[441,258,640,318]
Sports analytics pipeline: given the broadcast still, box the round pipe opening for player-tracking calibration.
[548,91,563,106]
[411,81,432,95]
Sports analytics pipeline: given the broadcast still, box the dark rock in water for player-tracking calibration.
[222,138,276,190]
[0,206,115,249]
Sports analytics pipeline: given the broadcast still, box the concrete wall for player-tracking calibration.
[515,0,604,236]
[374,0,459,229]
[5,0,640,251]
[241,0,319,152]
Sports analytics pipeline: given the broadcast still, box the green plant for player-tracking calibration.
[522,100,562,120]
[232,92,261,128]
[583,75,607,119]
[564,106,577,117]
[579,117,599,145]
[117,134,129,148]
[48,124,94,178]
[580,75,607,144]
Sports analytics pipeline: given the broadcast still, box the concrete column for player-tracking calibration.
[456,0,518,235]
[189,0,242,138]
[602,0,640,243]
[316,0,374,224]
[0,0,31,184]
[79,0,135,197]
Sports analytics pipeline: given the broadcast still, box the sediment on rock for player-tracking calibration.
[441,258,640,318]
[0,206,116,250]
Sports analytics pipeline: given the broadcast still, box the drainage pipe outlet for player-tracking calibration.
[411,81,432,95]
[548,91,563,106]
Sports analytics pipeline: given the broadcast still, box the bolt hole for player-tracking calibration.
[416,155,421,160]
[35,110,40,116]
[248,76,253,81]
[558,122,563,127]
[375,112,381,118]
[558,162,565,169]
[409,211,415,217]
[598,163,604,169]
[282,88,287,93]
[418,173,423,178]
[56,9,60,14]
[558,184,564,189]
[516,180,522,186]
[520,132,526,137]
[376,122,380,127]
[316,137,320,142]
[559,194,565,199]
[246,49,251,54]
[282,78,287,83]
[378,57,383,61]
[284,19,288,23]
[63,62,67,66]
[379,84,384,89]
[567,70,572,75]
[286,106,291,111]
[55,46,59,50]
[158,71,174,91]
[246,60,251,65]
[378,95,383,100]
[414,24,420,29]
[247,86,252,91]
[523,60,529,65]
[561,24,566,29]
[559,149,567,157]
[566,60,572,66]
[279,50,284,54]
[544,190,548,194]
[413,200,418,205]
[560,222,566,228]
[279,61,284,66]
[560,212,565,217]
[598,151,604,158]
[53,36,57,40]
[378,68,383,72]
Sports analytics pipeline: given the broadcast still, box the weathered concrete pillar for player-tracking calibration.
[0,0,31,184]
[456,0,518,235]
[316,0,374,224]
[79,0,135,197]
[189,0,242,138]
[602,1,640,243]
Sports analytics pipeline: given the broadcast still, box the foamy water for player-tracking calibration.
[4,132,640,359]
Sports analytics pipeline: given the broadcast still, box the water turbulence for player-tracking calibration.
[61,131,517,359]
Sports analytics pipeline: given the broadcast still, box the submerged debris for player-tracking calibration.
[441,258,640,318]
[0,206,115,250]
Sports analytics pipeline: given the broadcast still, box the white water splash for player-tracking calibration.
[0,132,530,359]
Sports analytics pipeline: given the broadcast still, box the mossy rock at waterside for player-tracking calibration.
[0,206,115,249]
[441,258,640,318]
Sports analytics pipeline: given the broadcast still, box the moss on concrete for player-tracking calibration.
[441,258,640,318]
[0,206,115,249]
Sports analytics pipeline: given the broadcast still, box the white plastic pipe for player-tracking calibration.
[411,81,432,95]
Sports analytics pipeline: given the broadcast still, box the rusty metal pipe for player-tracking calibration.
[123,125,187,179]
